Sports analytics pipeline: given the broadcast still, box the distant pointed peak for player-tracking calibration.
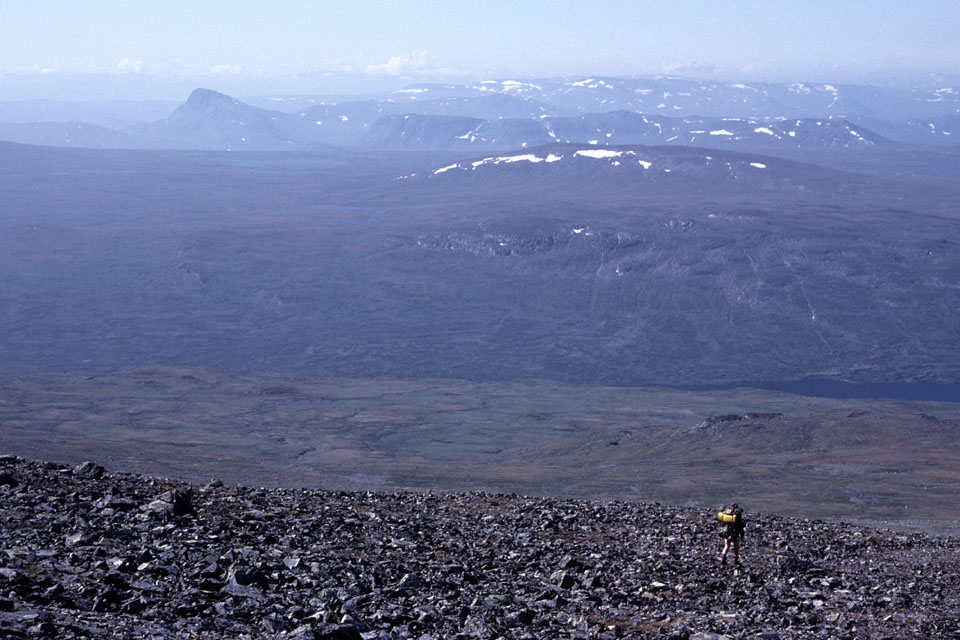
[183,88,241,109]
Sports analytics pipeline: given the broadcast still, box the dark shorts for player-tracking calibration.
[720,526,739,539]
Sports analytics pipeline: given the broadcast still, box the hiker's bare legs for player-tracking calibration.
[721,537,741,564]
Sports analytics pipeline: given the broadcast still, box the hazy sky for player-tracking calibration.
[2,0,959,99]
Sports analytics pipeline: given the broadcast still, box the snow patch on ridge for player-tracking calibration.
[433,152,569,175]
[427,147,654,177]
[494,154,543,163]
[500,80,542,91]
[574,149,631,159]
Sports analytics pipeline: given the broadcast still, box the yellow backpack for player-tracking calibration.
[717,508,742,525]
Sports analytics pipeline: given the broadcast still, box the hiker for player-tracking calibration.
[717,503,745,565]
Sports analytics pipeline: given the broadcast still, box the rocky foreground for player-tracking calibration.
[1,456,958,640]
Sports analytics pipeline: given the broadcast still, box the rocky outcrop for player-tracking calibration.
[1,455,957,639]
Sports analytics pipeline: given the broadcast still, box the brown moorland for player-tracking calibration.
[2,366,958,534]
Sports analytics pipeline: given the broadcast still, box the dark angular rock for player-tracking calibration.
[221,582,263,600]
[29,621,58,635]
[227,566,270,589]
[146,500,175,518]
[551,570,577,589]
[284,625,319,640]
[97,495,138,512]
[146,488,195,518]
[263,612,292,633]
[107,556,134,572]
[72,461,105,478]
[314,623,363,640]
[197,578,226,592]
[776,553,817,574]
[503,609,534,627]
[65,532,92,547]
[397,572,425,592]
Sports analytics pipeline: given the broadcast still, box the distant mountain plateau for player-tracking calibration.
[1,76,958,151]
